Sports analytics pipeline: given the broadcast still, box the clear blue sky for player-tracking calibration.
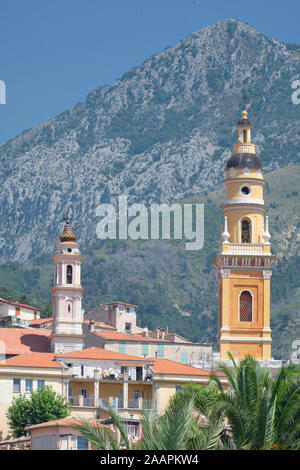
[0,0,299,144]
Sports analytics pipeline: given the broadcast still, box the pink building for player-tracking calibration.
[26,417,90,450]
[26,416,141,450]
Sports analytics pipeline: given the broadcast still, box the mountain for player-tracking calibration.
[0,18,300,262]
[1,163,300,357]
[0,18,300,357]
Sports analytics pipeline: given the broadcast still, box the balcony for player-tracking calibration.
[99,397,154,412]
[67,367,152,382]
[69,395,95,407]
[222,243,266,256]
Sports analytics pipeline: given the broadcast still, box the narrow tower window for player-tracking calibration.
[66,265,73,284]
[239,290,252,322]
[243,129,247,143]
[241,219,251,243]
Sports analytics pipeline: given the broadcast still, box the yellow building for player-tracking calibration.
[214,110,275,361]
[0,347,227,439]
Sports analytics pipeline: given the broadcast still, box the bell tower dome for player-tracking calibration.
[213,109,275,361]
[50,218,84,353]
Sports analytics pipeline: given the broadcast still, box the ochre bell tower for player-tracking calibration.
[214,110,275,361]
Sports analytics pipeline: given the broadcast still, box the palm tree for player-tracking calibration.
[210,353,300,450]
[74,394,225,450]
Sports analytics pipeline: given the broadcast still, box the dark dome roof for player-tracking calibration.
[237,117,251,126]
[226,153,262,169]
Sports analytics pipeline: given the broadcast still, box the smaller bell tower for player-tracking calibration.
[50,218,84,353]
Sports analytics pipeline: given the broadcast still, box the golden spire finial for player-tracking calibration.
[60,211,76,242]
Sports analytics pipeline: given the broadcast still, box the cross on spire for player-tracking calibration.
[63,208,70,223]
[242,89,247,110]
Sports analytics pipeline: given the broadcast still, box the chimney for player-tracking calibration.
[89,318,95,332]
[156,327,160,339]
[161,328,165,340]
[144,326,149,337]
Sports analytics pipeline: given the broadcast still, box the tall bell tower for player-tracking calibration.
[50,218,84,353]
[214,110,275,361]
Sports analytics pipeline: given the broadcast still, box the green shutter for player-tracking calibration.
[119,341,126,354]
[157,344,164,357]
[141,343,148,355]
[180,352,189,364]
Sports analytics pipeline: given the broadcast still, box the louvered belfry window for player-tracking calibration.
[239,290,252,322]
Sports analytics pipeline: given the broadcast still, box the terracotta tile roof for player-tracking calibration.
[93,330,171,343]
[30,317,52,326]
[26,417,107,431]
[148,358,220,376]
[0,328,51,355]
[0,352,64,368]
[26,417,81,430]
[0,297,40,311]
[55,346,148,362]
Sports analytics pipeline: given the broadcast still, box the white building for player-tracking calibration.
[0,297,40,327]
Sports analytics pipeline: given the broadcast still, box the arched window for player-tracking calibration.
[66,265,73,284]
[241,219,251,243]
[239,290,252,322]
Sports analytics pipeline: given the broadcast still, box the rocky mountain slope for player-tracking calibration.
[1,163,300,357]
[0,18,300,357]
[0,18,300,262]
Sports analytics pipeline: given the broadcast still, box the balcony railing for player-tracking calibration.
[69,395,95,407]
[99,397,118,412]
[99,397,154,412]
[222,243,266,256]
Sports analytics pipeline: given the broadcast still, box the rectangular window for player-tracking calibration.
[25,379,33,392]
[77,436,88,450]
[141,343,148,355]
[176,386,182,392]
[119,341,126,354]
[125,322,132,332]
[13,378,21,393]
[32,437,42,450]
[40,435,57,450]
[37,380,45,390]
[60,435,68,450]
[157,344,164,357]
[70,435,77,450]
[180,352,189,364]
[129,307,135,313]
[118,304,124,312]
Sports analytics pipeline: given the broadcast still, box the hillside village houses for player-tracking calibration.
[0,214,223,446]
[0,109,280,449]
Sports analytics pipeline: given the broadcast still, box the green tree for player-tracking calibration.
[169,382,219,415]
[7,386,69,437]
[6,394,31,438]
[211,354,300,450]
